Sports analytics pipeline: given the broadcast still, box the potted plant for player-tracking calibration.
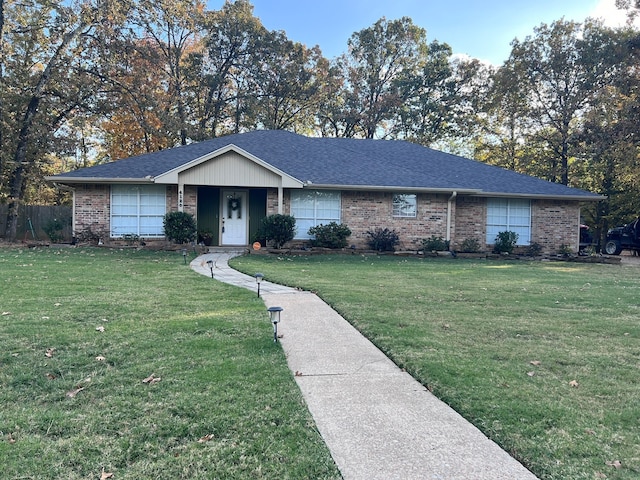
[198,228,214,246]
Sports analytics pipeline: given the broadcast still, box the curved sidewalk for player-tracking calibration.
[192,252,538,480]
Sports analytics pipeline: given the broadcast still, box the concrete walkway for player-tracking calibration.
[191,251,538,480]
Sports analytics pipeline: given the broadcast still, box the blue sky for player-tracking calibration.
[207,0,630,65]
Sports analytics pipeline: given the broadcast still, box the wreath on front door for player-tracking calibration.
[228,197,241,219]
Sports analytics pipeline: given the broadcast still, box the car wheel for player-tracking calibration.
[604,240,622,255]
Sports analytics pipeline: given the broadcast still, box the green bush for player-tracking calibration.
[308,222,352,249]
[459,237,481,253]
[366,227,399,252]
[421,235,449,252]
[43,218,67,243]
[163,211,197,244]
[493,230,518,254]
[526,242,542,257]
[260,214,296,249]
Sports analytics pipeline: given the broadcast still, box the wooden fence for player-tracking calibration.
[0,205,73,242]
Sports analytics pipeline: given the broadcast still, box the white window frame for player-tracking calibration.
[486,198,531,246]
[290,190,341,240]
[393,193,417,218]
[111,185,166,238]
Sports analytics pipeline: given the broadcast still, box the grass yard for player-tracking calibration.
[0,247,340,479]
[230,253,640,480]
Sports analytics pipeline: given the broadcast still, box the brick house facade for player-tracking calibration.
[50,130,600,253]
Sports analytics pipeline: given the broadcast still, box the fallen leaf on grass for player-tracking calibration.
[95,355,106,362]
[2,312,11,316]
[46,373,56,380]
[101,468,114,479]
[595,472,607,479]
[54,303,61,307]
[8,433,15,444]
[198,434,215,443]
[95,326,105,332]
[529,360,541,366]
[606,460,622,469]
[569,380,579,388]
[66,386,84,398]
[527,371,536,377]
[142,374,161,384]
[45,348,55,358]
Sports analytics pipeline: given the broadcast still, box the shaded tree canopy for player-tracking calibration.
[1,0,640,246]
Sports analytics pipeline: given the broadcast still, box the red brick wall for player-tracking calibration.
[453,196,581,254]
[451,196,485,250]
[74,185,582,251]
[531,199,580,253]
[74,184,197,239]
[341,191,450,250]
[74,184,110,236]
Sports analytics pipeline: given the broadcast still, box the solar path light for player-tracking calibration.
[182,248,187,265]
[255,273,264,297]
[206,259,214,278]
[267,306,283,342]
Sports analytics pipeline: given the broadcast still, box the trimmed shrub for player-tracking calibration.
[493,230,518,254]
[421,235,449,252]
[526,242,542,257]
[260,214,296,249]
[366,227,399,252]
[308,222,352,249]
[163,211,197,244]
[459,237,481,253]
[44,217,67,243]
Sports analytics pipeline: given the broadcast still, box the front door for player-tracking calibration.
[221,190,248,245]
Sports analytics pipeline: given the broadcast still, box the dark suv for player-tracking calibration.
[604,217,640,255]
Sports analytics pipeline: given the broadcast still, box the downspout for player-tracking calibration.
[446,191,457,242]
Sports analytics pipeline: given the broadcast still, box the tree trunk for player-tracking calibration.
[4,20,90,240]
[0,0,5,178]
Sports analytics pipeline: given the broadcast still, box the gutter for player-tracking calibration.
[447,191,457,242]
[44,177,156,184]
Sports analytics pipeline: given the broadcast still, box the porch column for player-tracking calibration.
[277,184,283,214]
[178,182,184,212]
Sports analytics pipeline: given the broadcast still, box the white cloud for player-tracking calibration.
[590,0,639,27]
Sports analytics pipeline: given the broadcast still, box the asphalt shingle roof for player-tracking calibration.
[50,130,601,199]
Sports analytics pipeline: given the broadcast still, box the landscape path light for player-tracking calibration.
[182,248,187,265]
[255,273,264,297]
[267,306,283,342]
[206,259,214,278]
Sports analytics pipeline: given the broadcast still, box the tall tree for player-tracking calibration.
[505,19,623,185]
[332,17,431,139]
[2,0,125,240]
[193,0,268,138]
[250,33,329,132]
[130,0,205,145]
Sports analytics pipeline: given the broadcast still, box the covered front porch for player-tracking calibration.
[154,144,303,247]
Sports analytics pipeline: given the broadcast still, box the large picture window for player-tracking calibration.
[393,194,417,218]
[111,185,166,238]
[290,190,341,239]
[486,198,531,245]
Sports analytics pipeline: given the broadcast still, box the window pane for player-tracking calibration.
[486,198,530,245]
[291,190,341,239]
[111,185,166,237]
[393,194,416,217]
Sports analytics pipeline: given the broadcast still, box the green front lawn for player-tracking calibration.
[0,247,340,479]
[231,253,640,480]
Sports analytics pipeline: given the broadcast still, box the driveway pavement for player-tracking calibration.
[191,251,538,480]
